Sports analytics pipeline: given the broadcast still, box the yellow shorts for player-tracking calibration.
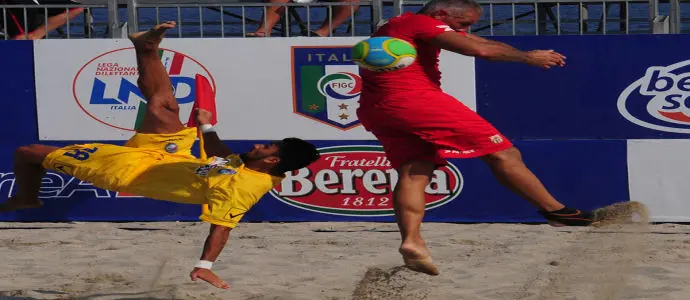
[123,127,197,157]
[42,127,199,192]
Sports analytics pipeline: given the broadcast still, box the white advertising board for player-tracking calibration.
[627,139,690,222]
[34,38,475,141]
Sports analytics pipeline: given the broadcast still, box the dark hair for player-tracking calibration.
[273,138,320,174]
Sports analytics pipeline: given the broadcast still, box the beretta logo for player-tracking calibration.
[291,46,362,131]
[269,145,464,217]
[618,59,690,133]
[73,47,215,131]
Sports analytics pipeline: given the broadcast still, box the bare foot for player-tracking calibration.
[0,196,43,213]
[190,268,230,289]
[128,21,177,51]
[399,243,440,276]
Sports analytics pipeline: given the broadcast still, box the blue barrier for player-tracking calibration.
[7,35,678,222]
[244,140,627,223]
[476,35,690,139]
[0,140,626,222]
[1,41,37,143]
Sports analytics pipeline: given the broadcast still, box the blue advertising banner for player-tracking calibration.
[1,41,37,143]
[0,139,627,223]
[244,140,627,223]
[475,35,690,139]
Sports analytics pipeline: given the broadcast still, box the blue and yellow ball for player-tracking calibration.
[351,36,417,72]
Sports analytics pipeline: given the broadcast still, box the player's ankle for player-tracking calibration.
[540,203,565,212]
[544,207,579,215]
[399,241,428,256]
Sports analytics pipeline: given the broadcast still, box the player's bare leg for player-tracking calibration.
[128,21,185,134]
[0,145,59,212]
[12,8,84,40]
[129,22,227,289]
[481,147,568,224]
[250,0,288,37]
[393,160,440,275]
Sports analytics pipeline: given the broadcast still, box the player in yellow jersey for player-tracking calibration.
[0,21,320,289]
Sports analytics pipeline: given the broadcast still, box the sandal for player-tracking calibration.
[245,32,267,38]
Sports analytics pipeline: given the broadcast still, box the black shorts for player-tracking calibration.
[2,0,80,37]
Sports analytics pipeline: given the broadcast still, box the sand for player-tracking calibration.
[0,219,688,300]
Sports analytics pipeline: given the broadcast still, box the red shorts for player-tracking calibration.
[357,90,513,169]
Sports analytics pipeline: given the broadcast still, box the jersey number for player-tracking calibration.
[63,146,99,161]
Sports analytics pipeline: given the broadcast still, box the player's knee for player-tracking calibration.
[16,145,47,164]
[168,105,180,116]
[16,146,31,158]
[17,144,41,155]
[397,160,435,182]
[146,96,176,113]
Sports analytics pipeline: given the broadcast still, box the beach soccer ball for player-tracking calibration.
[351,36,417,72]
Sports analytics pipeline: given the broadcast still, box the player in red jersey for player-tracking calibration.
[356,0,597,276]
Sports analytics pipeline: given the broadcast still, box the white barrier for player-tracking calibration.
[34,38,475,141]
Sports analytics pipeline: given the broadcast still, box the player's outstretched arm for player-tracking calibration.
[429,32,566,69]
[189,224,232,289]
[196,108,233,158]
[463,33,520,50]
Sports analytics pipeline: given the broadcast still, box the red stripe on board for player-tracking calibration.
[169,52,184,75]
[659,111,690,123]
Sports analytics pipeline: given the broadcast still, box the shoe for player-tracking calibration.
[538,207,595,226]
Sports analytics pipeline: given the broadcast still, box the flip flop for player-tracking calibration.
[245,32,267,38]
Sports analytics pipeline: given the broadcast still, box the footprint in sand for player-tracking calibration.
[351,266,431,300]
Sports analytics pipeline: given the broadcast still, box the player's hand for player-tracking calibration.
[526,50,566,69]
[190,267,230,289]
[195,108,213,125]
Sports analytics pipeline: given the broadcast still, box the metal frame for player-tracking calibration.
[0,0,684,39]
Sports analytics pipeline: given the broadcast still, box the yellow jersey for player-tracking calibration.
[42,128,284,228]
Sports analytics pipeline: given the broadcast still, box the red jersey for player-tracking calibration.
[360,13,463,101]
